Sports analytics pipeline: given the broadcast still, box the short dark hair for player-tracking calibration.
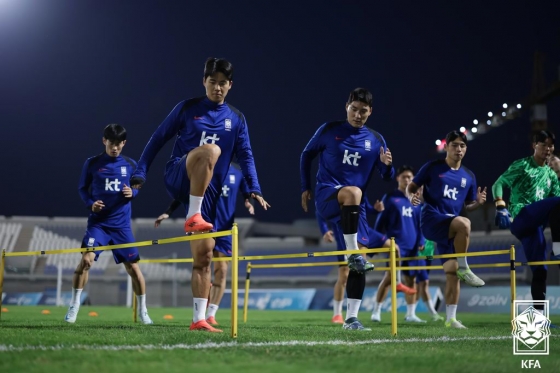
[204,57,234,81]
[446,130,467,144]
[347,88,373,107]
[396,165,415,177]
[103,124,127,142]
[533,130,555,145]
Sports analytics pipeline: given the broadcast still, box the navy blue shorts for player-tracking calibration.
[401,248,428,282]
[421,212,456,263]
[82,225,139,264]
[511,197,560,271]
[164,155,221,228]
[214,236,232,257]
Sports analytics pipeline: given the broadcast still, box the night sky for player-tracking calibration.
[1,0,559,223]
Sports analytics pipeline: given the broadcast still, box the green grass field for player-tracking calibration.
[0,306,559,373]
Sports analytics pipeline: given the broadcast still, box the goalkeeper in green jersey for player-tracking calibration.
[492,130,560,311]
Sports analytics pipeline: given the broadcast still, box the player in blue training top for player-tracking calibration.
[301,88,395,331]
[131,57,269,333]
[317,199,416,324]
[65,124,153,325]
[407,130,487,329]
[155,163,254,326]
[373,165,443,323]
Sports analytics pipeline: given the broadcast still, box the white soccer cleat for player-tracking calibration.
[457,268,485,287]
[431,313,444,322]
[64,305,79,323]
[138,311,154,325]
[370,312,381,322]
[445,318,467,329]
[404,315,427,323]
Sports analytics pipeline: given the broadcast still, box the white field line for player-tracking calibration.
[0,335,515,352]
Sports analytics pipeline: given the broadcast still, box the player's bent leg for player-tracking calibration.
[450,217,484,287]
[207,251,229,326]
[184,145,220,233]
[65,252,95,323]
[190,238,222,332]
[338,187,373,273]
[123,262,153,325]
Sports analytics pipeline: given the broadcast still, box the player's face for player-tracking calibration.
[533,139,554,163]
[549,156,560,179]
[203,72,232,104]
[444,139,467,162]
[397,170,414,190]
[346,101,372,128]
[103,138,126,157]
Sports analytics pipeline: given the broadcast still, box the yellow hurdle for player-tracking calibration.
[231,224,239,339]
[5,222,560,340]
[389,238,397,336]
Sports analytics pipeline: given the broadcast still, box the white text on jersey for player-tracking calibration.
[342,150,361,166]
[200,131,220,146]
[105,178,121,192]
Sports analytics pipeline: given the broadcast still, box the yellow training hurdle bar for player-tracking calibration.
[3,229,560,338]
[242,245,526,334]
[0,225,240,338]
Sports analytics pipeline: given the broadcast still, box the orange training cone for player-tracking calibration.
[88,311,98,317]
[41,309,51,315]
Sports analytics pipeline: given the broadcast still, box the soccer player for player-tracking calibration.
[492,130,560,312]
[131,58,269,332]
[301,88,395,330]
[407,130,487,329]
[155,163,254,326]
[373,165,443,323]
[65,124,153,325]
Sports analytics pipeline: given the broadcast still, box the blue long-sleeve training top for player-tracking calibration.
[134,96,262,195]
[78,152,138,228]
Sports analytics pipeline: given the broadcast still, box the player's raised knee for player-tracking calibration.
[453,216,471,233]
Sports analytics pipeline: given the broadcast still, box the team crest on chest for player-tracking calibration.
[229,174,236,184]
[365,140,371,151]
[225,119,232,131]
[461,178,466,188]
[121,167,127,177]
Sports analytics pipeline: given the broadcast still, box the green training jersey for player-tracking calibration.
[492,156,560,219]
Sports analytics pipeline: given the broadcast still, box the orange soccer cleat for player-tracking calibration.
[331,315,344,324]
[190,319,223,332]
[184,213,213,233]
[396,283,417,295]
[206,316,219,326]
